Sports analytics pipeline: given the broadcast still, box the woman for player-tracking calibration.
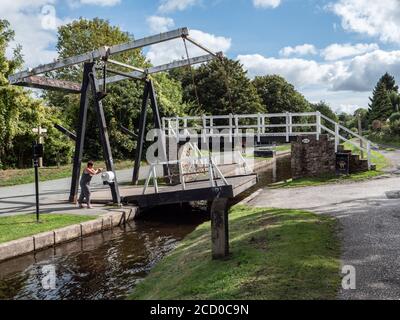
[78,161,102,209]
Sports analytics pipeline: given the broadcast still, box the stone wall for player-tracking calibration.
[291,134,336,179]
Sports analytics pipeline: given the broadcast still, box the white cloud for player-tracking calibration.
[147,16,175,34]
[1,1,60,68]
[279,44,317,57]
[238,49,400,93]
[321,43,379,61]
[330,0,400,44]
[146,29,231,65]
[67,0,121,7]
[253,0,281,9]
[158,0,199,13]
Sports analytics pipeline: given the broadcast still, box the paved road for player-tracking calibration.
[250,158,400,300]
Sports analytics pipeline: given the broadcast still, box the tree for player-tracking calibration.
[380,72,399,93]
[368,80,393,123]
[173,57,263,115]
[46,18,187,160]
[389,91,400,112]
[353,108,369,131]
[252,75,311,115]
[311,101,338,122]
[0,19,73,169]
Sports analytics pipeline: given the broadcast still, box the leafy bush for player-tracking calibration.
[372,120,383,131]
[389,112,400,123]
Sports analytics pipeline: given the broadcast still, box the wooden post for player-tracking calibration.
[211,197,229,260]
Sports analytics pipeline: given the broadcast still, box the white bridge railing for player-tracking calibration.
[143,156,230,195]
[162,112,374,169]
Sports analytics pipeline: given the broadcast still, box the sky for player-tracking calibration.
[2,0,400,114]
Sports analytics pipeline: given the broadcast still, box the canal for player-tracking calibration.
[0,156,291,300]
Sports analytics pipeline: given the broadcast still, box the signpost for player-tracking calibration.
[32,126,47,167]
[33,143,44,223]
[336,152,350,176]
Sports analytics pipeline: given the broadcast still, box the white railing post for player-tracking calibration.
[335,123,339,153]
[175,116,179,143]
[229,113,233,143]
[261,115,266,135]
[235,115,239,137]
[202,114,207,144]
[209,161,215,187]
[179,161,186,190]
[289,113,293,135]
[153,165,159,193]
[183,118,188,136]
[316,111,321,141]
[367,141,371,170]
[285,112,290,143]
[257,113,261,143]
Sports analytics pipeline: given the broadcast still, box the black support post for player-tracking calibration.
[89,65,121,205]
[69,63,91,203]
[69,62,121,205]
[148,79,171,180]
[132,81,150,184]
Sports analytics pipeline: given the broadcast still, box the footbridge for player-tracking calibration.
[163,111,375,169]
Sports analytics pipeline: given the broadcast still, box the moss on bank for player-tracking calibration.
[130,205,341,300]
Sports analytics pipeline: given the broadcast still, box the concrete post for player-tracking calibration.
[211,197,229,260]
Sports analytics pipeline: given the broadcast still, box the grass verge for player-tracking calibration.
[130,205,341,300]
[0,214,96,244]
[0,160,136,188]
[270,142,390,189]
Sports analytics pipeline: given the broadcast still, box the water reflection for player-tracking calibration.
[0,208,207,300]
[0,155,291,300]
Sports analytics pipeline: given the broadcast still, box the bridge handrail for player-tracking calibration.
[163,111,376,169]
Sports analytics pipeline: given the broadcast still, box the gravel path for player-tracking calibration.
[249,150,400,299]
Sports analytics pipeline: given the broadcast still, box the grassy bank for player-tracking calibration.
[0,160,135,187]
[130,205,341,300]
[0,214,96,244]
[271,142,390,189]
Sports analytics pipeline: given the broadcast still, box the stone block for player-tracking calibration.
[80,219,103,237]
[0,237,34,261]
[54,225,81,244]
[33,231,55,251]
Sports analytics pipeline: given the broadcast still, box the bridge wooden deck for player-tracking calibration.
[91,174,257,208]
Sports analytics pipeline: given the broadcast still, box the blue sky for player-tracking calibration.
[2,0,400,113]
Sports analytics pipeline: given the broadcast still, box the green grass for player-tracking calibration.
[271,142,391,189]
[0,214,96,244]
[275,144,291,152]
[0,160,136,188]
[130,205,341,300]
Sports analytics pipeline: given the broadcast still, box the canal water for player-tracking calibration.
[0,156,291,300]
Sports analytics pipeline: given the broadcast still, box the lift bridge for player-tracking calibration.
[8,27,257,212]
[8,27,375,259]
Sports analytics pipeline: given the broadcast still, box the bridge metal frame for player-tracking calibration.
[8,27,221,205]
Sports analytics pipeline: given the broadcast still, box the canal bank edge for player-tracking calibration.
[0,206,139,263]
